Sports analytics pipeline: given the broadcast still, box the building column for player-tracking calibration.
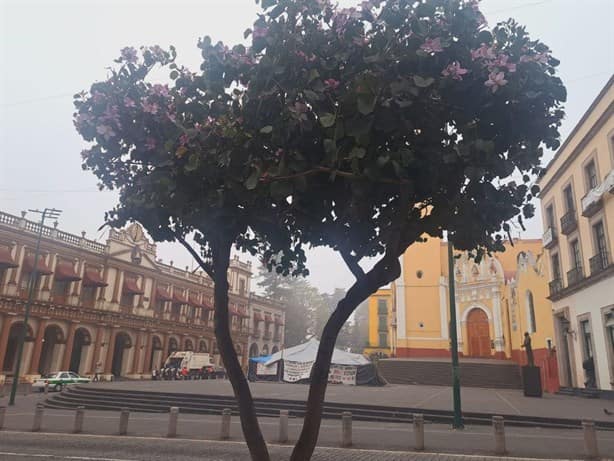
[395,255,406,341]
[0,315,14,370]
[492,288,505,358]
[28,319,48,374]
[61,322,78,370]
[104,327,118,374]
[141,332,152,374]
[160,334,169,369]
[89,326,104,374]
[131,332,142,375]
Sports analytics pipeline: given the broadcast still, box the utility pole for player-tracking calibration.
[9,208,61,406]
[447,232,463,429]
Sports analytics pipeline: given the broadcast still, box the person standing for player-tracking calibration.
[521,332,535,367]
[93,361,102,382]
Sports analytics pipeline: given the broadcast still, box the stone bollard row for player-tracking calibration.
[220,408,231,440]
[278,409,289,443]
[168,407,179,438]
[582,419,599,459]
[119,408,129,436]
[32,403,44,432]
[492,416,505,455]
[341,411,352,448]
[73,406,85,434]
[413,414,424,451]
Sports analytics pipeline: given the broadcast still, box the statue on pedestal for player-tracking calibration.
[522,332,535,367]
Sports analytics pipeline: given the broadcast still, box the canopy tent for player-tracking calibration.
[249,338,381,385]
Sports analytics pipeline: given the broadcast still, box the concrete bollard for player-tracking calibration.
[73,406,85,434]
[413,413,425,451]
[0,406,5,430]
[493,416,506,455]
[220,408,231,440]
[341,411,352,448]
[278,409,289,443]
[167,407,179,438]
[582,420,599,459]
[119,408,129,436]
[23,383,30,396]
[44,383,49,396]
[32,403,44,432]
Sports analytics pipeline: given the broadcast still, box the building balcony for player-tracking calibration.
[548,278,563,297]
[542,227,558,249]
[263,331,272,340]
[589,251,611,276]
[582,168,614,217]
[252,329,261,339]
[560,211,577,235]
[567,266,584,287]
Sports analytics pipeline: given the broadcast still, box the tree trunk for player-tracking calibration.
[211,238,270,461]
[290,257,400,461]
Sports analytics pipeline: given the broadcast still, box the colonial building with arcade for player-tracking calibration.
[0,210,283,382]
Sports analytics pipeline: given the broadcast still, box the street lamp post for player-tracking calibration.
[9,208,61,406]
[447,232,464,429]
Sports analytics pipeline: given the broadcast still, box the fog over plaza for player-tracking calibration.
[1,0,612,293]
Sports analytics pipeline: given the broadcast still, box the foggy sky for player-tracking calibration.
[1,0,613,293]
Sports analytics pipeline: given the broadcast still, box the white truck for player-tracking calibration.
[164,351,216,379]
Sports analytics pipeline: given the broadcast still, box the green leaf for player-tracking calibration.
[260,125,273,134]
[357,94,376,115]
[185,154,199,172]
[308,69,320,83]
[413,76,435,88]
[320,113,336,128]
[170,70,179,80]
[245,168,260,190]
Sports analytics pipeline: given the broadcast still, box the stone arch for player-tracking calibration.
[198,340,208,353]
[461,303,493,323]
[2,321,34,372]
[39,324,66,375]
[167,336,179,355]
[249,343,259,357]
[69,327,92,374]
[149,335,163,371]
[271,345,279,354]
[184,338,194,351]
[111,332,133,377]
[262,344,269,356]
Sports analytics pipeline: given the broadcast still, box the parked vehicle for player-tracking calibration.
[32,371,91,392]
[164,351,217,379]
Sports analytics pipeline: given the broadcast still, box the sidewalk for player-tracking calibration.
[1,392,613,460]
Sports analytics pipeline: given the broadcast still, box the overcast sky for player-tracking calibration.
[1,0,613,293]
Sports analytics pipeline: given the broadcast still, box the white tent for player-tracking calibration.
[265,338,370,366]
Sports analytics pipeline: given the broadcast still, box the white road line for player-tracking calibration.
[413,387,449,408]
[0,453,135,461]
[494,390,522,415]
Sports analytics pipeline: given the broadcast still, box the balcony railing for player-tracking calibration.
[252,329,261,339]
[263,331,272,340]
[560,211,577,235]
[542,227,558,249]
[582,168,614,216]
[589,252,611,276]
[567,266,584,286]
[548,278,563,297]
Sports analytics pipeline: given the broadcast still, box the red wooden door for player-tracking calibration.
[467,309,491,357]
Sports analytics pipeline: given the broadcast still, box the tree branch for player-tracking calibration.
[340,250,365,280]
[175,234,215,279]
[260,166,409,185]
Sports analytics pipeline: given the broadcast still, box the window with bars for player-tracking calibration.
[580,320,593,359]
[593,221,608,256]
[570,239,582,269]
[563,185,575,213]
[378,333,388,347]
[551,253,561,280]
[546,205,556,229]
[377,298,387,314]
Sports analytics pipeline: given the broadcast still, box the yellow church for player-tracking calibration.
[365,238,560,392]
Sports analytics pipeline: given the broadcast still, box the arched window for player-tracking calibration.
[262,344,269,356]
[526,290,537,333]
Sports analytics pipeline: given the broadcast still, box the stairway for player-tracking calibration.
[45,385,614,430]
[377,359,522,389]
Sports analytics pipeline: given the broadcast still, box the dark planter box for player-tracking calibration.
[522,366,542,397]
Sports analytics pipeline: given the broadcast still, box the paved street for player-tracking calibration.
[89,380,614,422]
[1,390,613,460]
[0,431,605,461]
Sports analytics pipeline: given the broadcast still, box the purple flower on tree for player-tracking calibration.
[151,84,169,97]
[96,124,115,141]
[141,101,159,115]
[324,79,340,90]
[485,72,508,93]
[123,97,136,108]
[420,37,443,54]
[145,137,156,150]
[471,43,495,60]
[179,133,189,147]
[442,62,469,80]
[120,47,138,64]
[253,26,268,39]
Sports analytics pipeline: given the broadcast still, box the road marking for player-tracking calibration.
[0,452,135,461]
[413,387,448,408]
[494,390,522,415]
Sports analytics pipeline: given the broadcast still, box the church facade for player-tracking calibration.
[365,238,559,392]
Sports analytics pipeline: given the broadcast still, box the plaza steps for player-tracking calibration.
[377,359,522,389]
[44,385,614,431]
[558,386,614,400]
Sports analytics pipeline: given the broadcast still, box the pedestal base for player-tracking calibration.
[522,365,542,397]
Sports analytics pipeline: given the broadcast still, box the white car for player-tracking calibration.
[32,371,91,392]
